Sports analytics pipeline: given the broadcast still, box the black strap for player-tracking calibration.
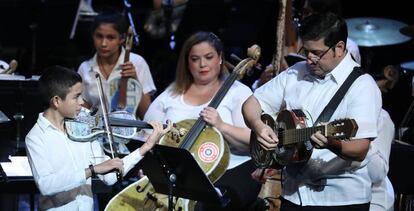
[314,67,364,124]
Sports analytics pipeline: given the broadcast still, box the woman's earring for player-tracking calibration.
[220,60,223,65]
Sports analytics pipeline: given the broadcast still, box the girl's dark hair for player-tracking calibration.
[91,9,128,35]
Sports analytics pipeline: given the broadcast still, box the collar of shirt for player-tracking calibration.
[88,47,126,74]
[329,52,359,85]
[37,112,60,133]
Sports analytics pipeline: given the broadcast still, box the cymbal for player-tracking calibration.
[346,17,411,47]
[401,60,414,72]
[400,25,414,37]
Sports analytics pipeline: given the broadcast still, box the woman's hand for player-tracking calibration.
[200,107,224,129]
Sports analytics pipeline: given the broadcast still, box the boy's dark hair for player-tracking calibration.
[299,12,347,48]
[38,65,82,107]
[91,9,128,36]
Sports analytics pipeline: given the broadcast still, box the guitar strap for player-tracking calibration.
[314,66,364,125]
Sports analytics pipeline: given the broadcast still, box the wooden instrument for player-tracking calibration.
[251,109,358,167]
[271,0,287,76]
[105,45,261,211]
[109,26,143,115]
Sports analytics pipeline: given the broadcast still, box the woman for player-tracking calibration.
[78,9,156,120]
[144,31,263,210]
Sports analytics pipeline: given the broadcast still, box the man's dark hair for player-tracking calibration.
[299,12,348,48]
[38,65,82,107]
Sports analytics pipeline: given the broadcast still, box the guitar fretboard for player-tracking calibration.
[279,125,325,145]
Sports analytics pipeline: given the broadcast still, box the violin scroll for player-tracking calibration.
[233,45,261,79]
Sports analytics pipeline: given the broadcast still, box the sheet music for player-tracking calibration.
[0,156,33,177]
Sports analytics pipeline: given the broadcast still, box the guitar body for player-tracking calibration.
[273,110,314,166]
[105,119,230,211]
[251,109,358,167]
[109,76,143,115]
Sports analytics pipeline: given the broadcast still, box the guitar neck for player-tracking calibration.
[123,48,131,64]
[281,125,325,145]
[118,34,132,109]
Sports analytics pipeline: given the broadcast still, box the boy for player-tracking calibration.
[25,65,170,210]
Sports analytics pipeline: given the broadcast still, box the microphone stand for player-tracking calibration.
[123,0,140,45]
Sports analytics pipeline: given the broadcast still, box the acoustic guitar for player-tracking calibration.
[251,109,358,168]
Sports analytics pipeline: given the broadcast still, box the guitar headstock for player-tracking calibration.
[326,119,358,139]
[125,26,134,51]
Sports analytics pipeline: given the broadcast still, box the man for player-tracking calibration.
[243,13,382,210]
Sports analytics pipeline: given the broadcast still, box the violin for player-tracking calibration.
[65,107,170,143]
[109,26,143,115]
[65,107,137,142]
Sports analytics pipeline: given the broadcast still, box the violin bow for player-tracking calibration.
[95,73,119,160]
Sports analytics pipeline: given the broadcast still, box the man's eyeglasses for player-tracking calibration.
[297,44,336,63]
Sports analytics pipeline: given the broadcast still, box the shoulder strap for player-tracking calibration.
[314,66,364,124]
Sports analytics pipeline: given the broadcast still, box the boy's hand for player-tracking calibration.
[94,158,124,176]
[139,120,173,155]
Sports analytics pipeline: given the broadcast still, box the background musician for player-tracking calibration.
[77,9,156,120]
[242,13,382,210]
[25,65,170,210]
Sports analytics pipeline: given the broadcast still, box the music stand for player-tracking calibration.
[140,144,229,211]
